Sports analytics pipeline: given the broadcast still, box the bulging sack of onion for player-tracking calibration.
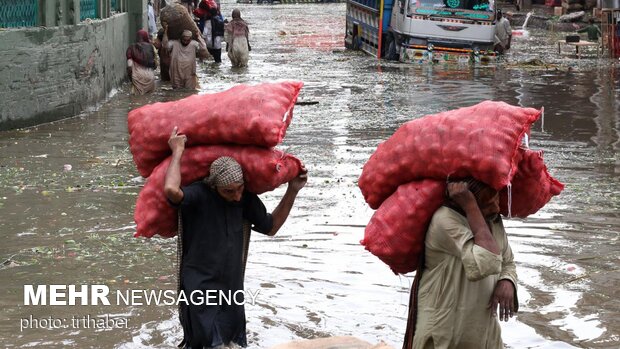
[358,101,541,209]
[500,148,564,218]
[160,3,201,41]
[128,81,303,177]
[134,145,303,238]
[361,180,445,274]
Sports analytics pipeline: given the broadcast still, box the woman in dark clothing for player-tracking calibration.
[196,2,224,63]
[164,127,307,348]
[126,30,157,94]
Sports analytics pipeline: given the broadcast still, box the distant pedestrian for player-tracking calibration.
[154,0,161,18]
[224,9,250,68]
[494,9,512,54]
[153,28,172,81]
[202,7,225,63]
[147,0,157,37]
[576,18,602,42]
[162,24,209,89]
[126,29,157,95]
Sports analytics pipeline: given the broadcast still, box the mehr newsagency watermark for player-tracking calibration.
[20,284,261,332]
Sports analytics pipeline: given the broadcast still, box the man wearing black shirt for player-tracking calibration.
[164,127,307,348]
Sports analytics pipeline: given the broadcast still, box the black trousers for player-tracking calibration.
[208,48,222,63]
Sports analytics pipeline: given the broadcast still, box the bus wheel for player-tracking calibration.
[383,32,399,60]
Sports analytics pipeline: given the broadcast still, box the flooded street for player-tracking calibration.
[1,2,619,348]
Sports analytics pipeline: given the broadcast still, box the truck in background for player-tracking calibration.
[345,0,498,64]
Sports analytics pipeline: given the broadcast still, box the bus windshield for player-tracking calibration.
[410,0,493,12]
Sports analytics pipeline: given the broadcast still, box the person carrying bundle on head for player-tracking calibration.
[164,127,308,349]
[403,177,519,349]
[162,23,209,89]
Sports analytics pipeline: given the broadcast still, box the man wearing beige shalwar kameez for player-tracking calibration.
[162,25,208,89]
[406,179,518,349]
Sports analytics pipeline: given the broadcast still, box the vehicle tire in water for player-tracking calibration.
[383,32,399,61]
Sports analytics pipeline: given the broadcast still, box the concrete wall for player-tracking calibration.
[0,14,127,130]
[0,0,147,131]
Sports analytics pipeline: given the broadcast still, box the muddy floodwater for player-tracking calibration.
[1,2,619,348]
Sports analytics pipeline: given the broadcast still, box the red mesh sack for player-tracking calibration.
[358,101,541,209]
[203,0,217,10]
[361,180,445,274]
[193,7,208,18]
[128,81,303,177]
[134,146,303,238]
[500,148,564,218]
[194,0,218,18]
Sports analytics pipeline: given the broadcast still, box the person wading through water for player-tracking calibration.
[126,29,157,95]
[224,9,250,68]
[164,127,308,349]
[403,177,518,349]
[493,9,512,54]
[154,28,172,82]
[162,25,209,89]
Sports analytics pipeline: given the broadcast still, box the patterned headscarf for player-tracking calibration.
[444,177,498,221]
[445,177,493,200]
[205,157,244,188]
[464,177,488,198]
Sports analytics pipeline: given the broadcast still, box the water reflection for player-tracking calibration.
[591,68,620,174]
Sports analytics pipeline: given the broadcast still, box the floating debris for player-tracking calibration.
[296,100,319,106]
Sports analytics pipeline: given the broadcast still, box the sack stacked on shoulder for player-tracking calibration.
[499,148,564,217]
[359,101,564,274]
[129,81,305,238]
[129,81,302,177]
[135,146,302,238]
[160,3,201,41]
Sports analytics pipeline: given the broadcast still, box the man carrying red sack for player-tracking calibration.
[162,24,209,89]
[403,178,518,349]
[164,127,307,349]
